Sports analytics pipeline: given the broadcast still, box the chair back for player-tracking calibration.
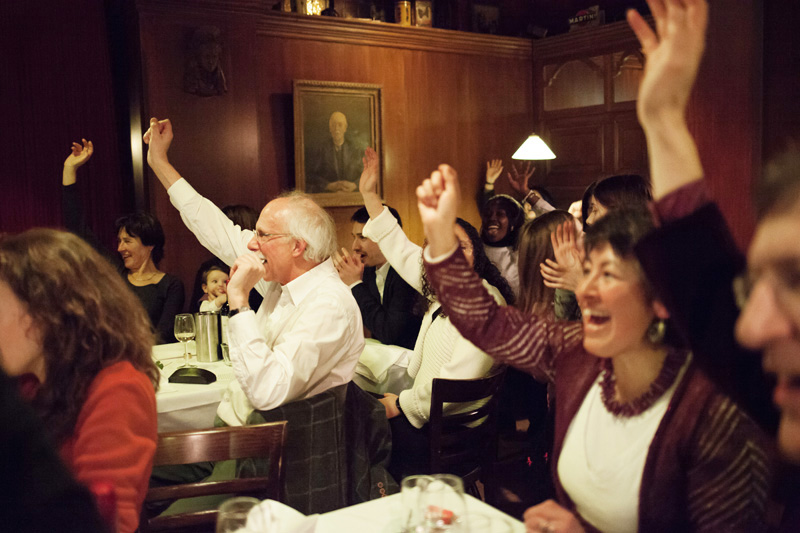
[428,367,507,500]
[139,421,287,532]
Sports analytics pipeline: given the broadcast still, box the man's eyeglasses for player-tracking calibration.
[254,230,291,244]
[733,267,800,319]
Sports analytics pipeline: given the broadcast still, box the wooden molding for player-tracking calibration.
[135,0,532,59]
[533,20,643,62]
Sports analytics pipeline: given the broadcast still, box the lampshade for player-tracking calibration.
[511,134,556,160]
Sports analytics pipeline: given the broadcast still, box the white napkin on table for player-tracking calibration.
[235,499,317,533]
[356,339,412,383]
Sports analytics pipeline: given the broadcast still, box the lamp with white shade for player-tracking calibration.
[511,134,556,160]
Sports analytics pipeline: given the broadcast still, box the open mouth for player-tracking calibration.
[583,310,610,326]
[771,374,800,409]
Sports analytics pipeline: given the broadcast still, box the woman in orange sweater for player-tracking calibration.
[0,228,159,533]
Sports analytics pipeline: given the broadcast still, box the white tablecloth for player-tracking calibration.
[154,342,236,432]
[314,493,523,532]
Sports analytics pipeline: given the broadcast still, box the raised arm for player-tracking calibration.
[142,117,259,273]
[628,0,707,199]
[142,118,183,190]
[417,165,582,380]
[62,139,93,186]
[359,147,384,219]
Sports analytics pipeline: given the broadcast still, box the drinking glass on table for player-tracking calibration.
[216,496,260,533]
[174,313,196,368]
[421,474,466,532]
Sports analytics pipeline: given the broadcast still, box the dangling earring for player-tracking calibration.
[647,319,666,345]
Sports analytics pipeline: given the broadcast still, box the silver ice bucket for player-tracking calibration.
[194,311,220,362]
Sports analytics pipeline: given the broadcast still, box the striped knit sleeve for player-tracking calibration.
[424,246,583,383]
[686,394,772,532]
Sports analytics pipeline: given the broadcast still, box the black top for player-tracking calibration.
[351,265,422,350]
[125,273,185,344]
[62,184,185,344]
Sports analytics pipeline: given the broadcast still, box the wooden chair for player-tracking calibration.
[428,367,507,504]
[139,421,288,532]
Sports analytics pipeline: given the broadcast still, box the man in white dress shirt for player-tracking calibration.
[144,117,364,426]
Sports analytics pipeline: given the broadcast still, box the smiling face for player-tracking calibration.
[351,222,386,268]
[736,206,800,462]
[117,228,154,272]
[203,269,229,299]
[483,205,510,243]
[0,281,45,381]
[576,243,657,359]
[247,199,299,285]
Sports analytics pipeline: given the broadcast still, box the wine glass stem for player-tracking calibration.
[183,341,189,367]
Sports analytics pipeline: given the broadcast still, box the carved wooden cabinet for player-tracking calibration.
[532,21,647,206]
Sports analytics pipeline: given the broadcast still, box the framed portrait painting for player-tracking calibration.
[293,80,383,207]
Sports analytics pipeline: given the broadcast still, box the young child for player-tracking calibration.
[198,265,228,312]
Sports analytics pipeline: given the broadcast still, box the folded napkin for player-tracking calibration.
[356,339,413,382]
[234,499,317,533]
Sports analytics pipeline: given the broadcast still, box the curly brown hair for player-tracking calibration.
[0,229,159,445]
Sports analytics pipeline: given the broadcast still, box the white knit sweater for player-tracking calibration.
[363,207,504,428]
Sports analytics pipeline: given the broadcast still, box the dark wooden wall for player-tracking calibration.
[134,0,534,296]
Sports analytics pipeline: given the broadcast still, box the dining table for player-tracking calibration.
[153,342,236,432]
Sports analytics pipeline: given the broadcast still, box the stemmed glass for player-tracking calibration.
[216,496,260,533]
[174,313,196,368]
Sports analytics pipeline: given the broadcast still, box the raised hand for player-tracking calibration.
[62,139,95,186]
[332,247,365,286]
[485,159,504,186]
[64,139,94,169]
[540,221,584,291]
[359,147,384,219]
[359,147,380,196]
[416,164,460,257]
[507,161,535,196]
[143,117,174,170]
[628,0,708,123]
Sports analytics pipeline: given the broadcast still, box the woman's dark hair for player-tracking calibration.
[517,210,574,315]
[756,145,800,220]
[222,204,259,231]
[581,180,598,227]
[592,174,652,212]
[114,211,166,265]
[421,218,516,313]
[584,207,654,261]
[480,194,525,248]
[0,229,159,445]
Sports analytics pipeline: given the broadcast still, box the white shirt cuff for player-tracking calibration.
[422,243,460,264]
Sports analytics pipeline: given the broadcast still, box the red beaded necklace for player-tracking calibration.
[599,348,688,417]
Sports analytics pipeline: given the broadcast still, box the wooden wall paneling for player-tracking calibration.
[133,1,533,295]
[613,113,647,176]
[543,119,606,207]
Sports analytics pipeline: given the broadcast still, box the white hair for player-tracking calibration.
[276,191,337,263]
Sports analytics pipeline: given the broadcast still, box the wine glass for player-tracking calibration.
[421,474,466,532]
[174,313,196,368]
[216,496,260,533]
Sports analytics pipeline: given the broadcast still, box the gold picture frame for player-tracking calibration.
[293,80,383,207]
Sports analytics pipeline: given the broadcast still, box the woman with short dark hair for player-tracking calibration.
[63,140,184,343]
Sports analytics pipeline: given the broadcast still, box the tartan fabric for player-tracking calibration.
[246,381,397,514]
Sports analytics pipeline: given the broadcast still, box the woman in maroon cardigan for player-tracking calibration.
[415,4,773,531]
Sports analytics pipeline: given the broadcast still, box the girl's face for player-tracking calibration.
[0,281,45,381]
[575,243,660,359]
[117,229,153,272]
[483,205,510,243]
[203,270,229,299]
[454,225,475,268]
[585,196,609,226]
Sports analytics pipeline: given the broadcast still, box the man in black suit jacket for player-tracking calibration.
[306,111,364,193]
[334,206,422,350]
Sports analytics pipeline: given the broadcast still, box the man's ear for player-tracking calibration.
[292,239,308,258]
[652,300,670,320]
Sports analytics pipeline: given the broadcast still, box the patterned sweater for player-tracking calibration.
[425,248,773,532]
